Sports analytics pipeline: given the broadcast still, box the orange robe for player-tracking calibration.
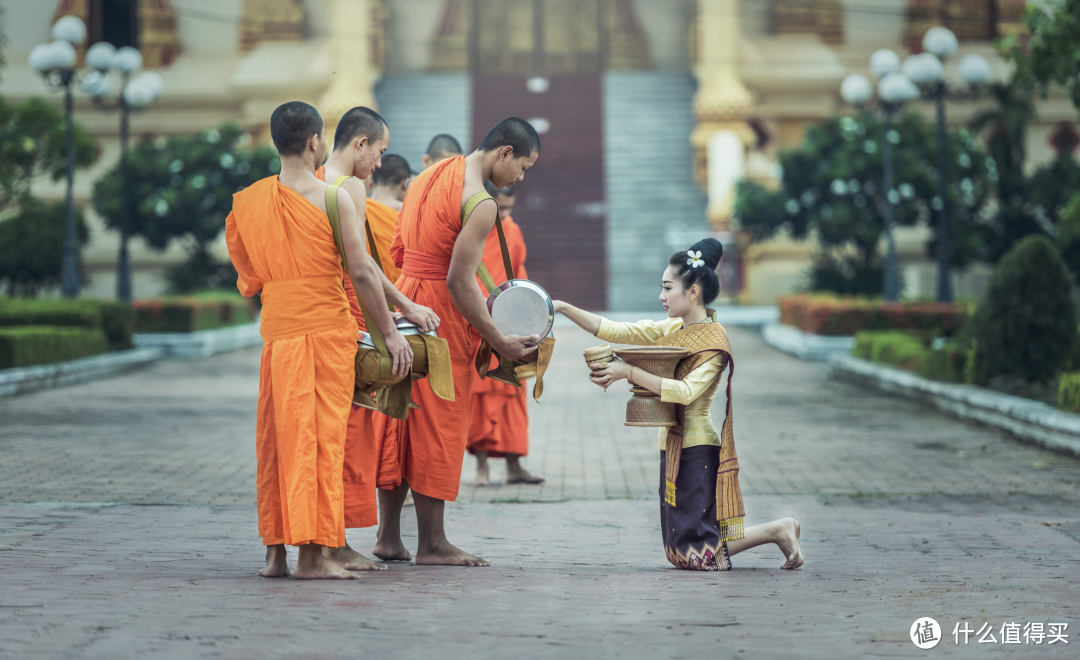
[226,176,357,547]
[312,167,390,529]
[365,198,402,285]
[378,156,473,500]
[467,216,530,458]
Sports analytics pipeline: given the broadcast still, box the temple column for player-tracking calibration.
[318,0,382,133]
[691,0,755,229]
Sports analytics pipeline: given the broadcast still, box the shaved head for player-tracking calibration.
[333,106,387,151]
[479,118,541,159]
[426,133,464,160]
[270,101,323,157]
[372,154,411,187]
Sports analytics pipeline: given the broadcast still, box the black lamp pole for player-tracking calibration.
[60,72,80,298]
[116,72,133,302]
[933,82,953,303]
[881,104,900,302]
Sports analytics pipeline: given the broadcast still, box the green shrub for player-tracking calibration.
[133,294,254,333]
[972,235,1078,385]
[100,302,135,350]
[0,298,135,350]
[0,325,108,369]
[853,331,972,383]
[0,199,90,296]
[1059,372,1080,413]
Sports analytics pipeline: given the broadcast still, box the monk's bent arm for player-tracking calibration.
[447,200,532,357]
[336,188,397,337]
[225,211,263,296]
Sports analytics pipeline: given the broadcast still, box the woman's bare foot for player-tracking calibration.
[415,540,489,567]
[294,545,360,580]
[372,537,413,562]
[778,518,803,570]
[326,543,388,571]
[258,544,290,577]
[506,455,544,484]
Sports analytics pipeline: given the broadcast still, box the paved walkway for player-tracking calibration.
[1,324,1078,658]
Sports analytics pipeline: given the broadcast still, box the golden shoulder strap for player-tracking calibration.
[333,175,393,311]
[462,191,515,294]
[325,183,393,381]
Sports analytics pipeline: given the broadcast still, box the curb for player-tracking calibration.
[829,354,1080,458]
[761,323,855,361]
[0,348,162,398]
[134,322,262,359]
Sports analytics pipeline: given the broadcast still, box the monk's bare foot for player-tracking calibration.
[372,538,413,562]
[415,541,489,567]
[506,467,545,484]
[778,518,803,570]
[470,461,490,487]
[326,543,388,571]
[506,455,544,484]
[259,544,290,577]
[294,545,361,580]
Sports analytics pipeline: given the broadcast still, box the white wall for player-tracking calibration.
[171,0,243,54]
[632,0,691,70]
[3,0,55,55]
[385,0,444,72]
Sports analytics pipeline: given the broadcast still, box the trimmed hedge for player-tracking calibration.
[853,331,972,384]
[779,294,969,337]
[1060,372,1080,413]
[0,326,109,369]
[133,295,254,333]
[0,298,134,350]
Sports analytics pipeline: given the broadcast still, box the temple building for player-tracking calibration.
[1,0,1074,307]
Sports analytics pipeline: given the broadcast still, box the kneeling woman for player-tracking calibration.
[554,238,803,571]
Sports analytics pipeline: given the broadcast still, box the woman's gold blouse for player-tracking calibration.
[597,317,729,449]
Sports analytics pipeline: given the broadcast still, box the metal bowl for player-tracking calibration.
[358,316,438,349]
[486,279,554,341]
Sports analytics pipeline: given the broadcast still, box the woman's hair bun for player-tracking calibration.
[689,237,723,270]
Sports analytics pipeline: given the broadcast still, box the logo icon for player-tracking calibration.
[911,618,942,649]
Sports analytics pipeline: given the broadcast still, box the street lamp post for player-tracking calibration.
[903,27,991,303]
[840,50,919,302]
[83,45,164,301]
[28,16,87,298]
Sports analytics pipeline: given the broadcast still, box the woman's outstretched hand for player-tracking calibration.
[589,360,631,389]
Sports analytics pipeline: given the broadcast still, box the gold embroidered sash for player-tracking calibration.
[655,311,745,542]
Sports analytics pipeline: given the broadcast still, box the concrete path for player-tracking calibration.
[0,325,1077,658]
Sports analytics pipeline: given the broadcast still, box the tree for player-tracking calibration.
[0,96,99,213]
[92,124,280,292]
[735,111,993,294]
[1012,0,1080,118]
[0,198,90,296]
[971,235,1077,386]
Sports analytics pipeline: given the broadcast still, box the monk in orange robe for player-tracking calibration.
[373,119,543,566]
[467,182,544,487]
[225,101,412,579]
[314,108,439,571]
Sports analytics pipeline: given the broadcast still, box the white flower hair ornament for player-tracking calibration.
[686,250,705,269]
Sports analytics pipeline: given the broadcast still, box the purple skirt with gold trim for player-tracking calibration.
[659,445,732,571]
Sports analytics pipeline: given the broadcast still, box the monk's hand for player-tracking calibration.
[499,334,542,362]
[401,302,440,333]
[384,328,414,377]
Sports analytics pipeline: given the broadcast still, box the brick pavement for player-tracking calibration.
[0,323,1078,658]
